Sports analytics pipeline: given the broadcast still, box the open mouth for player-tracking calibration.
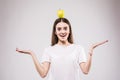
[59,33,67,37]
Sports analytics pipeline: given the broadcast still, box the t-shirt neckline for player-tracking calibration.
[55,43,74,48]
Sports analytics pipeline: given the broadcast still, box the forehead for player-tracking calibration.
[56,22,69,28]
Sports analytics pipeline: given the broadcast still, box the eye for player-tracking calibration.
[57,27,61,31]
[64,27,67,30]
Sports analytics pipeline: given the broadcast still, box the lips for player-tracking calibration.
[59,33,67,37]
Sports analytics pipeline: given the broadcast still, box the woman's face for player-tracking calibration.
[55,22,70,42]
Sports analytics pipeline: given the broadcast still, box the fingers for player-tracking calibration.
[16,48,27,53]
[105,40,108,42]
[92,40,108,49]
[89,40,108,55]
[16,48,21,52]
[97,40,108,46]
[103,40,108,44]
[16,48,32,55]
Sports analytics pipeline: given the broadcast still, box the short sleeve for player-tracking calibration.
[40,48,51,63]
[78,46,87,64]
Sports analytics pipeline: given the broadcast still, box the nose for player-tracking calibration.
[61,28,65,33]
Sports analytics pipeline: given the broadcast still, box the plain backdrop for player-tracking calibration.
[0,0,120,80]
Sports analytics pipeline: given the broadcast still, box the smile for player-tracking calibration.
[59,33,67,37]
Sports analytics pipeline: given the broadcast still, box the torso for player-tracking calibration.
[42,44,86,80]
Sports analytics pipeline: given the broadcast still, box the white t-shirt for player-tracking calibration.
[41,44,87,80]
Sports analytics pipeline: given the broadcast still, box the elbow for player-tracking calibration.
[83,70,89,75]
[41,75,46,78]
[83,71,89,75]
[39,71,47,78]
[40,73,47,78]
[37,69,48,78]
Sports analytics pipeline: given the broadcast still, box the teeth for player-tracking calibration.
[59,34,67,37]
[59,33,67,37]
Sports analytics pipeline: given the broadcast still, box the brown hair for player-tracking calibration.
[51,18,74,46]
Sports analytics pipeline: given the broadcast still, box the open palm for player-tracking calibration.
[89,40,108,54]
[16,48,33,55]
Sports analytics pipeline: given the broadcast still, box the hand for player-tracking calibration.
[16,48,33,55]
[89,40,108,55]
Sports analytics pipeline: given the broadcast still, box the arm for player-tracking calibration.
[16,48,50,78]
[79,40,108,74]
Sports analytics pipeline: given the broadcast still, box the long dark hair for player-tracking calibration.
[51,18,74,46]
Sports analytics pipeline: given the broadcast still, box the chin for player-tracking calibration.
[59,38,68,42]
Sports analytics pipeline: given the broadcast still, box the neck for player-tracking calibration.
[57,40,70,46]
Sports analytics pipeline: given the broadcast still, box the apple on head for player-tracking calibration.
[57,9,64,18]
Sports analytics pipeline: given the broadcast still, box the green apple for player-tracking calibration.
[57,9,64,18]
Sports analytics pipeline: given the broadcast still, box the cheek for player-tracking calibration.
[67,29,70,34]
[55,31,59,36]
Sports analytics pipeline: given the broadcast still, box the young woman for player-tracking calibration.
[16,18,108,80]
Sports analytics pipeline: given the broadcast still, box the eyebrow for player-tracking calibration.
[57,26,68,28]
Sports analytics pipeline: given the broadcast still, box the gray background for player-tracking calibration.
[0,0,120,80]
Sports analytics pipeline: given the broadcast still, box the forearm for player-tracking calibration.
[80,53,92,74]
[85,53,92,73]
[80,40,108,74]
[30,53,45,77]
[85,40,108,72]
[16,48,48,78]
